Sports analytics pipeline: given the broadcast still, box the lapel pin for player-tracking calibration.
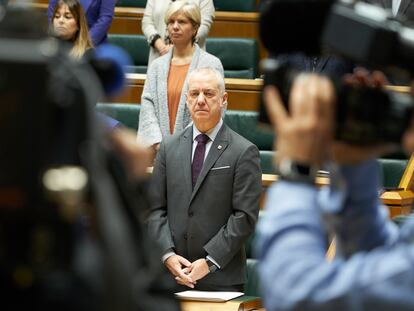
[218,145,222,150]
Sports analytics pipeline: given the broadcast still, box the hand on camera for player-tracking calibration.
[264,74,335,167]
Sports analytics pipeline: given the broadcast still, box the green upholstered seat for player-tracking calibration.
[206,38,259,79]
[213,0,257,12]
[108,35,259,78]
[96,103,140,130]
[377,158,408,189]
[108,34,149,74]
[260,155,408,183]
[259,151,275,174]
[116,0,147,7]
[245,259,261,297]
[96,104,275,151]
[223,110,273,150]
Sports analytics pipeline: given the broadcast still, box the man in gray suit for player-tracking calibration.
[147,67,261,291]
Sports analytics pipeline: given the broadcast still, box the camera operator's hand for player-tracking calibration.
[343,68,387,89]
[264,74,335,167]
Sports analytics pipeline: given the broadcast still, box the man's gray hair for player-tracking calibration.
[188,67,225,94]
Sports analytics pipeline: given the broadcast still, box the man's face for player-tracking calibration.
[186,72,227,132]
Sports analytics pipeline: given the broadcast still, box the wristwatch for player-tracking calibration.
[148,33,161,47]
[276,158,318,184]
[205,257,218,273]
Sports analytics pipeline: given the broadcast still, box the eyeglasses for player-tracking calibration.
[187,89,219,100]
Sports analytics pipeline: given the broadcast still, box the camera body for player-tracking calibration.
[259,0,414,145]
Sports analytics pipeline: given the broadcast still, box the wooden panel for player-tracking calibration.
[105,74,263,111]
[108,7,145,35]
[180,296,261,311]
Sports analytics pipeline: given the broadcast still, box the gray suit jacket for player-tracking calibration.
[137,45,224,146]
[147,124,261,287]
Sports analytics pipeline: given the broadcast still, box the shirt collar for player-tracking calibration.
[192,118,223,143]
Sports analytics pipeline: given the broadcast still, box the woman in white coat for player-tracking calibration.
[142,0,215,64]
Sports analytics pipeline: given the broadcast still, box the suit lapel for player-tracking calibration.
[181,127,193,198]
[190,125,229,203]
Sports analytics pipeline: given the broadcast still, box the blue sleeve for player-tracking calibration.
[48,0,58,22]
[89,0,116,46]
[96,112,122,131]
[324,159,398,257]
[255,161,414,311]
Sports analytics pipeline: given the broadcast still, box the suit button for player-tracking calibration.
[189,211,194,217]
[184,234,188,240]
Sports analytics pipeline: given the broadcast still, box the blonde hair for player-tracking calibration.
[165,0,201,43]
[52,0,93,58]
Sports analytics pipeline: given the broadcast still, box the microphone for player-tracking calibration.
[88,44,132,97]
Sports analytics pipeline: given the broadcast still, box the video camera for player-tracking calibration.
[259,0,414,145]
[0,6,178,310]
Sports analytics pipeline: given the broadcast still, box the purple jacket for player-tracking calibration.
[48,0,115,46]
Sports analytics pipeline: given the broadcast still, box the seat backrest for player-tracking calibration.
[213,0,257,11]
[116,0,147,7]
[108,34,149,74]
[95,105,275,150]
[96,103,141,130]
[224,110,273,150]
[259,150,274,174]
[377,158,408,189]
[206,38,259,79]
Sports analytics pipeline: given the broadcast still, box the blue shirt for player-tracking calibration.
[256,159,414,311]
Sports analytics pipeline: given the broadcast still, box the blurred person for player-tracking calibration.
[142,0,215,64]
[51,0,93,58]
[48,0,115,46]
[51,0,125,131]
[255,72,414,311]
[146,67,261,290]
[137,0,223,157]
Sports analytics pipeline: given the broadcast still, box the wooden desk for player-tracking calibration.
[263,172,414,216]
[106,74,262,111]
[380,154,414,217]
[180,296,261,311]
[381,190,414,217]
